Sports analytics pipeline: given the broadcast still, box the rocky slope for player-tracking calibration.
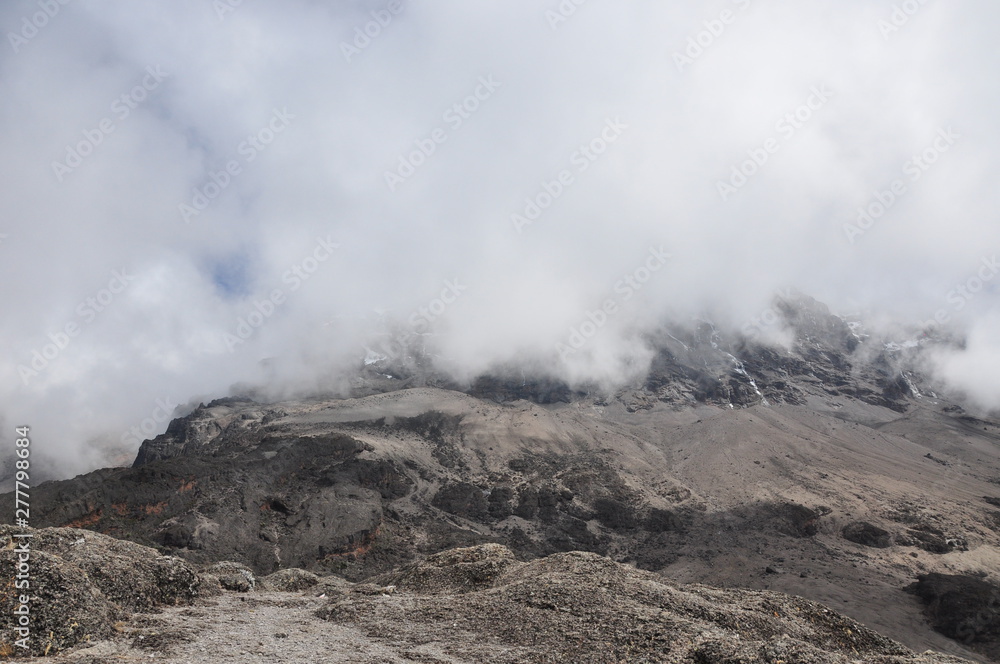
[5,535,978,663]
[8,293,1000,661]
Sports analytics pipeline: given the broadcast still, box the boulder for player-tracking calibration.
[0,526,198,658]
[259,568,320,592]
[201,561,256,592]
[842,521,892,548]
[374,543,517,594]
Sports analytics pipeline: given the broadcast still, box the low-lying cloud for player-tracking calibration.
[1,0,998,478]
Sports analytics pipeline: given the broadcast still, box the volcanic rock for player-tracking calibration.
[843,521,893,548]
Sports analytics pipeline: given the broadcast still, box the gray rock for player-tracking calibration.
[0,526,197,657]
[202,561,256,591]
[259,568,320,592]
[842,521,893,548]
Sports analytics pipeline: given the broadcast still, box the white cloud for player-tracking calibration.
[1,0,998,476]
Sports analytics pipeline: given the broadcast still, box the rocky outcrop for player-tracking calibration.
[258,567,320,592]
[373,542,518,594]
[0,526,199,658]
[200,561,256,592]
[843,521,893,548]
[315,544,970,664]
[21,432,395,575]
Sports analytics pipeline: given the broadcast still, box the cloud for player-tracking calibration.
[931,313,1000,412]
[1,0,999,476]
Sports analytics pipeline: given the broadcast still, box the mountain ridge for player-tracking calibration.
[8,293,1000,660]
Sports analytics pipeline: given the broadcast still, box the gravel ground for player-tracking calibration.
[55,593,411,664]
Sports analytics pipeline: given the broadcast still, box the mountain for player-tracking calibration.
[10,293,1000,661]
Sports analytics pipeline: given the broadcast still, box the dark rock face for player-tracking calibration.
[23,432,399,575]
[393,411,466,468]
[634,292,931,412]
[19,406,844,587]
[468,374,576,404]
[908,574,1000,650]
[432,482,489,519]
[132,397,260,466]
[593,497,638,530]
[20,422,574,577]
[843,521,893,548]
[643,507,683,533]
[774,503,825,538]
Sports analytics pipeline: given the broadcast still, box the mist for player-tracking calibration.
[2,0,998,477]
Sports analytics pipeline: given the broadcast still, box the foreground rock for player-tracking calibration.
[313,544,969,663]
[48,544,973,663]
[0,526,199,657]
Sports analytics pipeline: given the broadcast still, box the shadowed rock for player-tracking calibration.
[843,521,893,548]
[908,574,1000,648]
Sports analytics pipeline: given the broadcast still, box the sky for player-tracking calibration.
[1,0,998,478]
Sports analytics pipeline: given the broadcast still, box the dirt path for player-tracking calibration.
[55,593,413,664]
